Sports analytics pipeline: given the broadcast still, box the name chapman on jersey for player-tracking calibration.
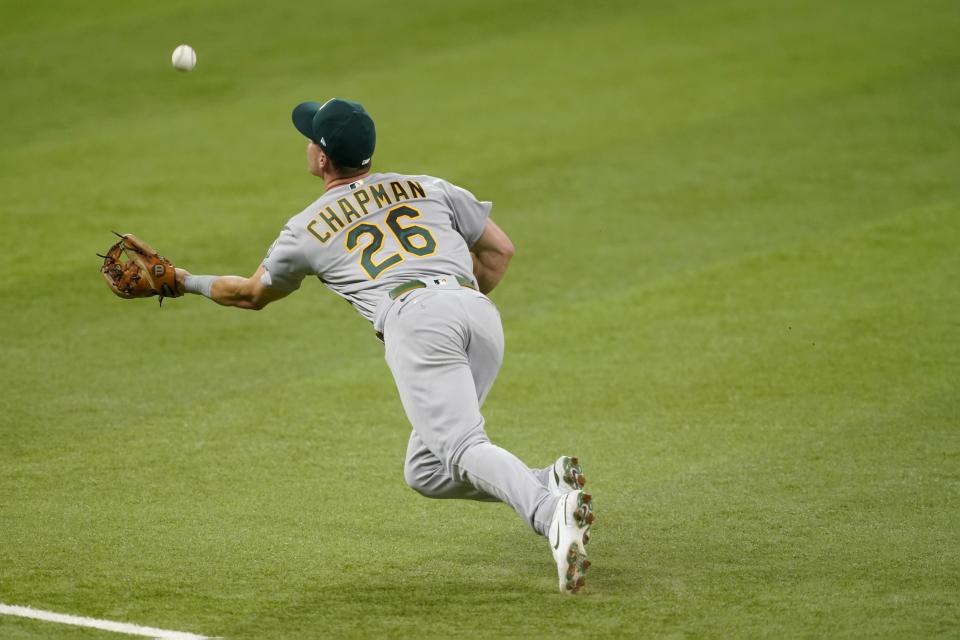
[306,179,426,244]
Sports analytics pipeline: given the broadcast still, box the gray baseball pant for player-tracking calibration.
[375,281,559,537]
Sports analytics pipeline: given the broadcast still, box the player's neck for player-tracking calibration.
[325,171,371,191]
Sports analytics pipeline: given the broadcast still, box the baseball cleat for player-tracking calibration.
[548,456,586,495]
[548,490,594,594]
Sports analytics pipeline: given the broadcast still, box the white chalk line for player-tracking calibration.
[0,603,214,639]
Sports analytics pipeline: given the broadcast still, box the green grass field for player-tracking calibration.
[2,1,959,638]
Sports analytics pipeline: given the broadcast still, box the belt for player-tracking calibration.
[388,276,477,300]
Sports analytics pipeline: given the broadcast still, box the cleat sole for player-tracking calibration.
[561,540,591,594]
[553,489,595,595]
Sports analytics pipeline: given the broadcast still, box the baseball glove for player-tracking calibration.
[99,232,182,302]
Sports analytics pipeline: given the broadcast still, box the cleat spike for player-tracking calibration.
[570,457,579,466]
[577,476,586,487]
[582,493,592,504]
[586,513,595,524]
[582,560,591,571]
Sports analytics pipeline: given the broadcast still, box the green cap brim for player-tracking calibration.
[292,101,322,141]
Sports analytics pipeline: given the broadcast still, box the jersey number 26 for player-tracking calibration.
[345,205,437,279]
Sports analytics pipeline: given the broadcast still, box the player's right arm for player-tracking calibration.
[470,219,515,294]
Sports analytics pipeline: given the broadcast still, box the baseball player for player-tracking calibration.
[174,98,595,593]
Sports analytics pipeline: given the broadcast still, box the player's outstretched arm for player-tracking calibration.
[471,219,515,294]
[175,265,291,310]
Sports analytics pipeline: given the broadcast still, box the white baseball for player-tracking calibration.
[171,44,197,72]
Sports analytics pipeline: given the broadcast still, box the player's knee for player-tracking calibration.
[405,461,465,499]
[403,465,434,497]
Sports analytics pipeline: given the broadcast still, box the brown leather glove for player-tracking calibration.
[100,233,182,302]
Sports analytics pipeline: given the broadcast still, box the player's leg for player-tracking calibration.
[458,293,587,497]
[454,291,561,533]
[399,288,541,503]
[389,290,496,500]
[455,293,594,593]
[386,288,594,593]
[384,290,558,535]
[397,289,498,501]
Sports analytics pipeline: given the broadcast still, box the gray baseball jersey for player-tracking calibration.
[261,172,491,321]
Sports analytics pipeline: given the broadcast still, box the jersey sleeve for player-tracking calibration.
[439,180,493,247]
[260,224,312,292]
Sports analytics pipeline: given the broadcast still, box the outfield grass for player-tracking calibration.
[1,1,958,638]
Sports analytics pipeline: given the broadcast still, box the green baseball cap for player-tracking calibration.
[292,98,376,168]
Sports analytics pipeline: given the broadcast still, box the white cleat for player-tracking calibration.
[548,489,594,594]
[548,456,586,496]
